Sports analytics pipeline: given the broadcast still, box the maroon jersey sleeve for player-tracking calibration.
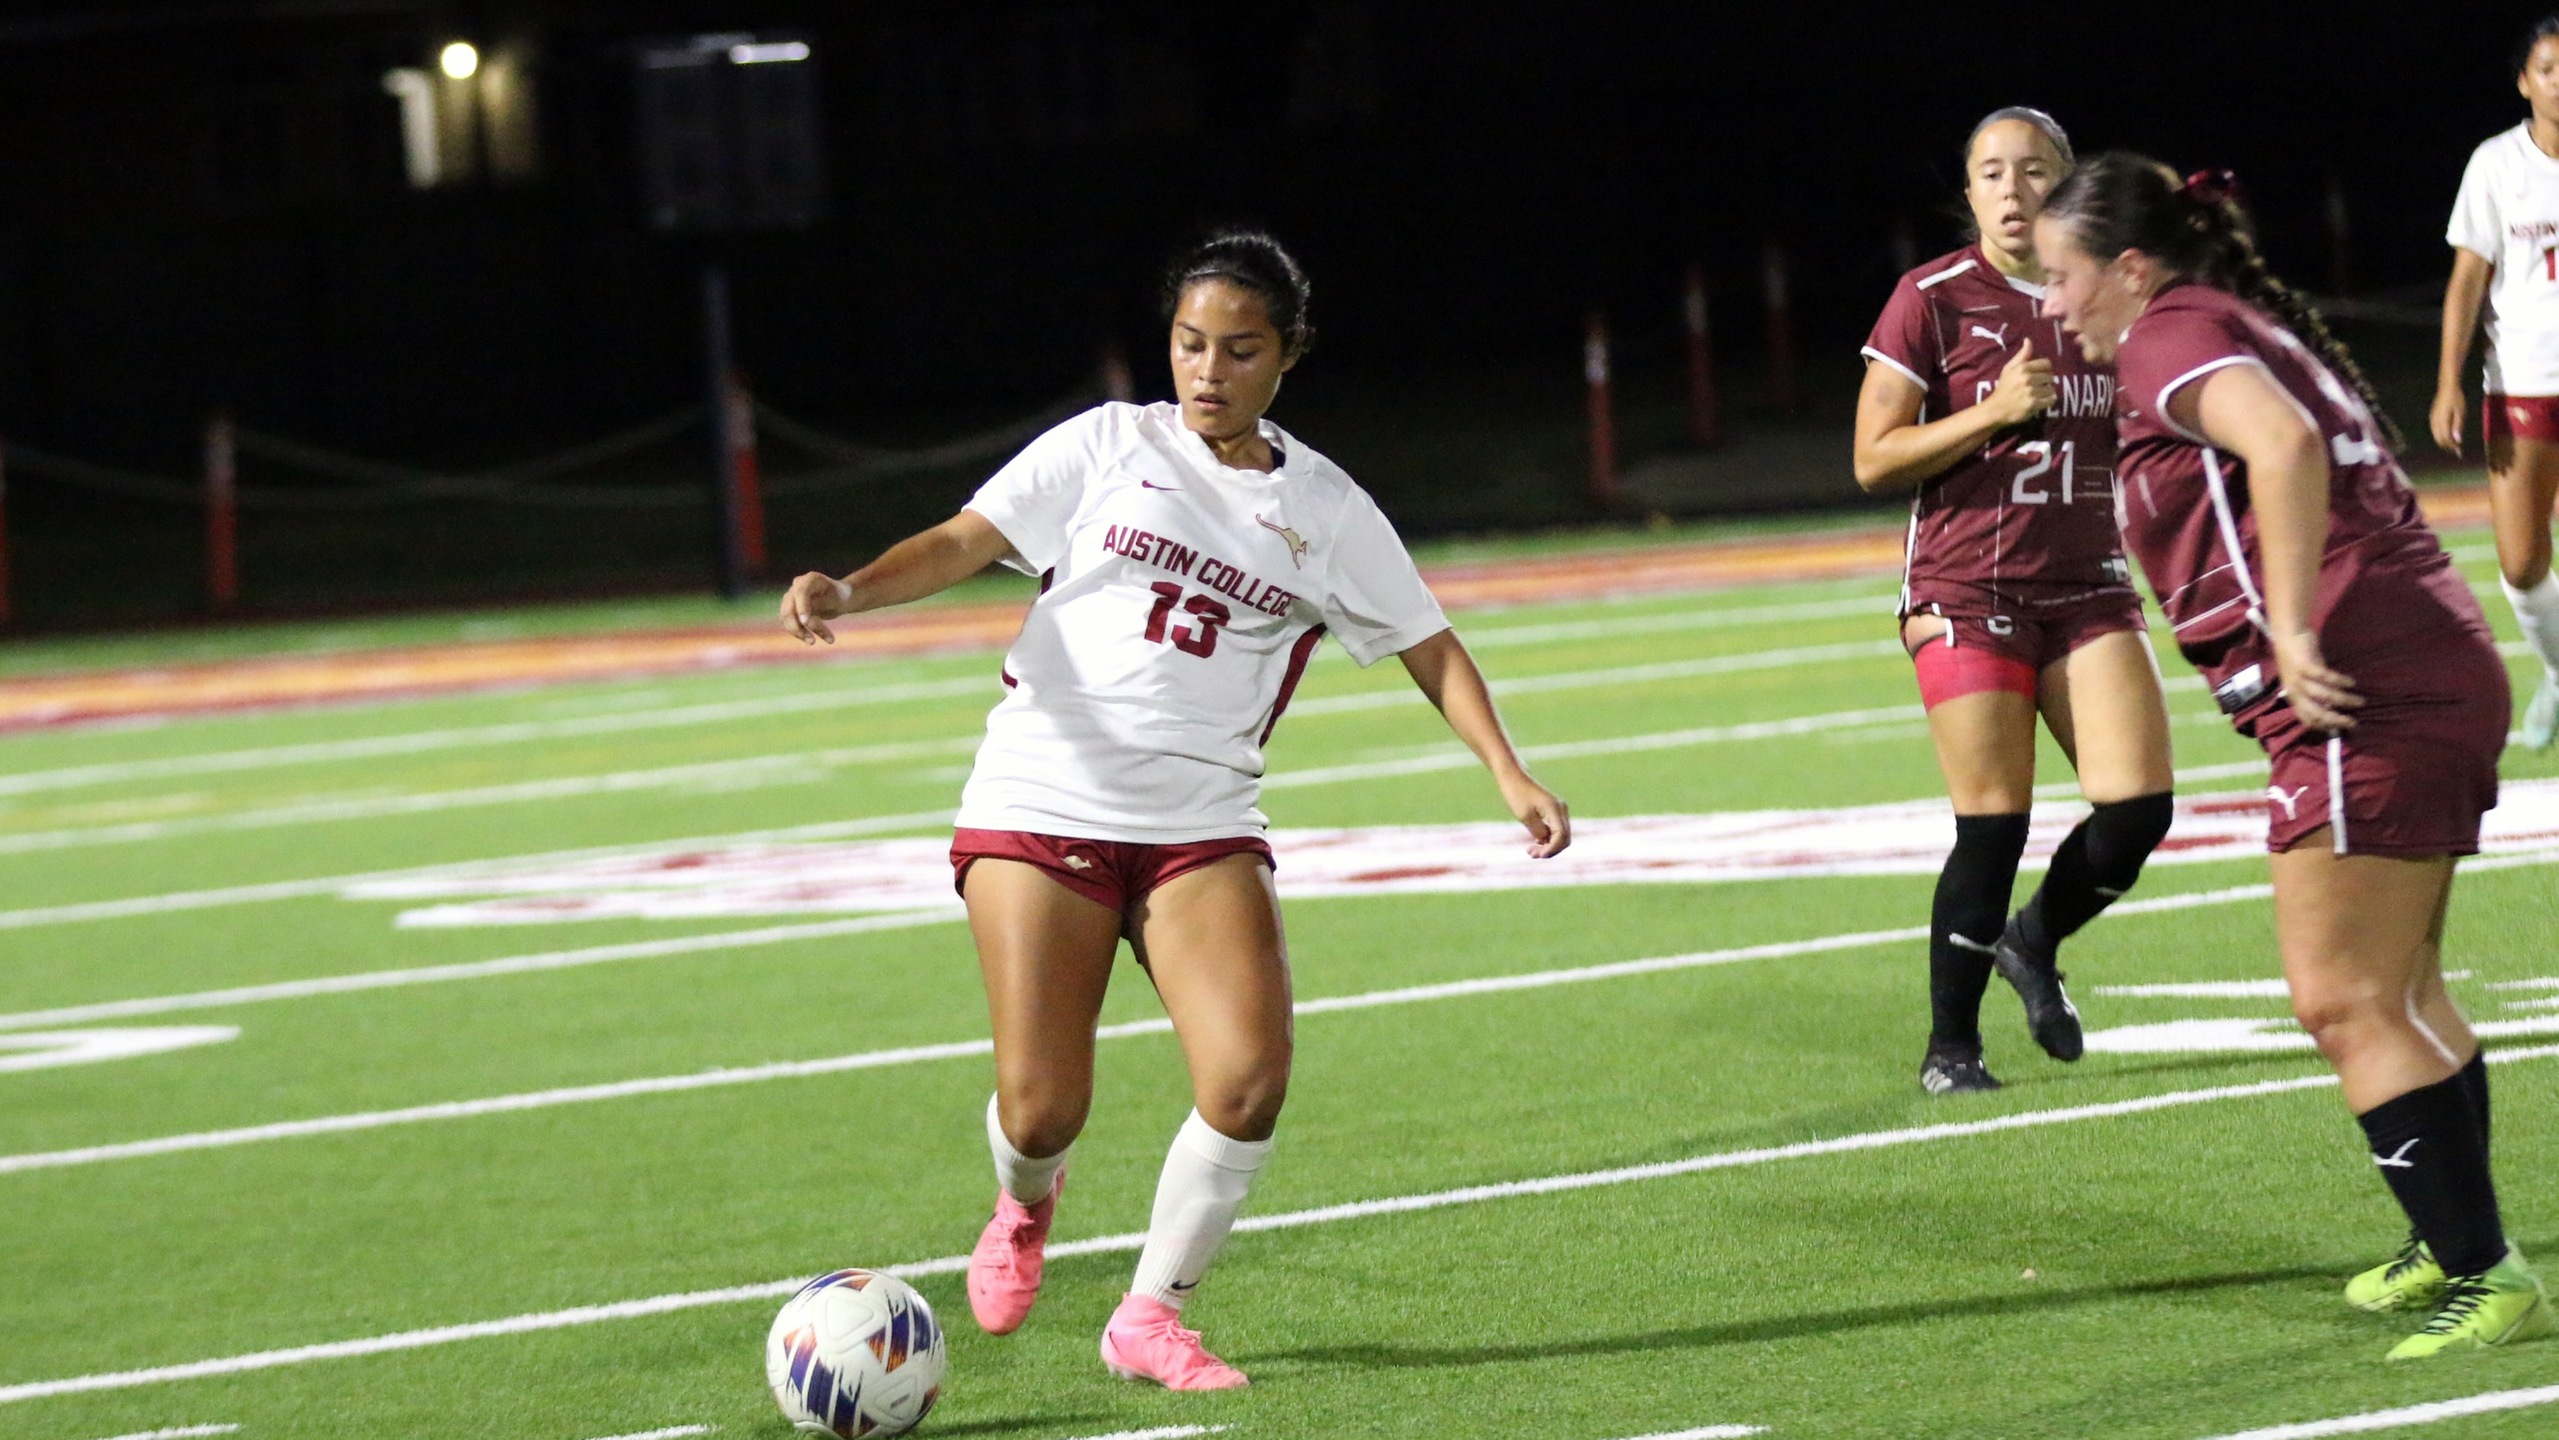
[2116,306,2259,445]
[1862,277,1945,413]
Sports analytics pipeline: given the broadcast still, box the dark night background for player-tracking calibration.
[0,1,2542,625]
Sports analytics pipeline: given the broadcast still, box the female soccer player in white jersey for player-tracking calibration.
[2441,15,2559,748]
[780,232,1570,1390]
[1853,108,2176,1095]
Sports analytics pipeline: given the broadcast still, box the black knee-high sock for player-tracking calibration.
[2462,1050,2492,1150]
[2358,1072,2506,1277]
[2013,792,2174,959]
[1930,813,2030,1050]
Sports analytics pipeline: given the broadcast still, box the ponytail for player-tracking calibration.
[2044,153,2404,453]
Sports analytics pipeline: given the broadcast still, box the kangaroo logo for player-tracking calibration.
[2267,784,2311,820]
[1970,322,2010,348]
[2372,1138,2421,1170]
[1257,514,1309,568]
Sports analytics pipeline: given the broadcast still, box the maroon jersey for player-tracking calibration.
[1863,244,2130,613]
[2113,283,2491,727]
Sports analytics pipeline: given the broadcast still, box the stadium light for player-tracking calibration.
[728,40,810,64]
[440,41,480,80]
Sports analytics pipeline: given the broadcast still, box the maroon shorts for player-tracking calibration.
[950,828,1275,919]
[1905,590,2148,710]
[2485,393,2559,446]
[2252,637,2510,857]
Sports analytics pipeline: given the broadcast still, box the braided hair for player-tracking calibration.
[2042,152,2403,453]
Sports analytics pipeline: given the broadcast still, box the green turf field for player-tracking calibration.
[2,524,2556,1440]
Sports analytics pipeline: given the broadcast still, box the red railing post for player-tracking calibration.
[1585,312,1618,504]
[1682,263,1721,448]
[204,411,238,610]
[1762,239,1798,414]
[724,370,767,578]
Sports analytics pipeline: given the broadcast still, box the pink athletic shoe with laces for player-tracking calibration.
[1099,1292,1249,1390]
[966,1176,1059,1335]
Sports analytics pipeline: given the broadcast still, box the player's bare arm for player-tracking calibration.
[780,510,1015,645]
[1395,628,1570,857]
[2183,364,2362,730]
[1852,339,2054,494]
[2434,247,2492,456]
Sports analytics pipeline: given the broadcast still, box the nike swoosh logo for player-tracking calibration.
[1141,480,1182,491]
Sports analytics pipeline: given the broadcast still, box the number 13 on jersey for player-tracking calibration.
[1144,581,1232,657]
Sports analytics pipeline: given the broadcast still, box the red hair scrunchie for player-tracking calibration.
[2182,168,2242,206]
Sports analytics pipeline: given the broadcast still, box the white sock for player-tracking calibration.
[1128,1110,1274,1311]
[985,1093,1066,1206]
[2502,573,2559,681]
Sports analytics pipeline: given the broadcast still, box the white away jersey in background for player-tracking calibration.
[2449,123,2559,395]
[955,401,1450,843]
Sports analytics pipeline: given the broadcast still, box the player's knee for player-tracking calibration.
[997,1086,1090,1159]
[2086,791,2174,887]
[2290,980,2397,1051]
[1196,1060,1290,1142]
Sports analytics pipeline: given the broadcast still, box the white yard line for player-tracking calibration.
[11,1046,2555,1406]
[0,677,996,799]
[1464,592,1891,647]
[0,738,980,857]
[582,1427,714,1440]
[1269,706,1917,786]
[0,808,956,932]
[1060,1428,1229,1440]
[90,1427,239,1440]
[0,871,2479,1173]
[1613,1429,1768,1440]
[0,909,964,1035]
[2034,758,2267,800]
[2187,1382,2559,1439]
[0,646,1907,856]
[1291,640,1902,716]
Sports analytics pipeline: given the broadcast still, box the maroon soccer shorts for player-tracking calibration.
[2253,637,2510,857]
[2485,394,2559,447]
[1907,591,2148,710]
[950,828,1275,918]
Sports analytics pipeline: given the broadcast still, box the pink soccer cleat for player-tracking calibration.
[966,1176,1059,1335]
[1099,1292,1249,1390]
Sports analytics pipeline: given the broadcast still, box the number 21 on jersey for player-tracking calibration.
[2012,440,2078,505]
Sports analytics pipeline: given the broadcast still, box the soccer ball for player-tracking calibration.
[765,1268,947,1438]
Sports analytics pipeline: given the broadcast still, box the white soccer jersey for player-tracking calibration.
[955,401,1450,843]
[2449,123,2559,395]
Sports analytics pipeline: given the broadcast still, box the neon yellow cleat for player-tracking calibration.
[2346,1234,2446,1313]
[2386,1250,2557,1360]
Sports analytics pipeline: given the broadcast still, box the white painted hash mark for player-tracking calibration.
[90,1426,239,1440]
[0,909,963,1034]
[0,1027,238,1074]
[1612,1428,1769,1440]
[2186,1380,2559,1438]
[6,1045,2554,1406]
[1059,1427,1230,1440]
[580,1426,715,1440]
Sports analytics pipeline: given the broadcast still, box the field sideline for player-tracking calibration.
[3,502,2557,1440]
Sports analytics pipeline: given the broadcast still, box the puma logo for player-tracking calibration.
[1062,855,1095,871]
[1970,322,2010,348]
[1257,514,1309,567]
[2372,1138,2420,1170]
[2267,784,2311,820]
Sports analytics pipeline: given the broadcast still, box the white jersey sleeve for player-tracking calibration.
[2448,139,2503,261]
[1318,489,1450,665]
[964,410,1104,576]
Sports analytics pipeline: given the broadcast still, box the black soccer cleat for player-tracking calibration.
[1920,1042,2002,1095]
[1992,919,2084,1062]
